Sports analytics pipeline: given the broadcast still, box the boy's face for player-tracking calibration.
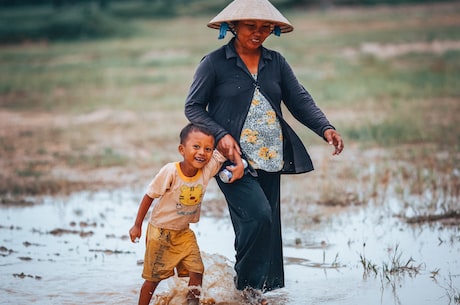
[179,131,215,170]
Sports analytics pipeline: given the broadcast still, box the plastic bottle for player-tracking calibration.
[219,159,248,183]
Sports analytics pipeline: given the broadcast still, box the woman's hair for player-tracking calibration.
[180,123,214,144]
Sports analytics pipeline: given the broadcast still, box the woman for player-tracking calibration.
[184,0,344,298]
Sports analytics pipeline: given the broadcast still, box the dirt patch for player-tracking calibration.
[0,109,187,200]
[343,40,460,59]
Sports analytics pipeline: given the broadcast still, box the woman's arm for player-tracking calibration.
[279,56,335,139]
[185,56,229,143]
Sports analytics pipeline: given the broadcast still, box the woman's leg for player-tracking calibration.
[257,171,284,291]
[217,171,283,291]
[138,280,159,305]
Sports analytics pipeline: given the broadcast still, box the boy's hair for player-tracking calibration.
[180,123,214,144]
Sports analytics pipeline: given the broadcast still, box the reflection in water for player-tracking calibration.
[0,190,459,305]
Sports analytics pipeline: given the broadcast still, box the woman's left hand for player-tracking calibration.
[324,129,344,156]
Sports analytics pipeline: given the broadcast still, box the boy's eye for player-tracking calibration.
[193,145,200,149]
[205,147,213,153]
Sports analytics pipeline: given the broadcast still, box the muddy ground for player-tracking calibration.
[1,108,459,305]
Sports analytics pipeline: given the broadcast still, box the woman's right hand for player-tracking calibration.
[218,135,244,181]
[217,134,241,161]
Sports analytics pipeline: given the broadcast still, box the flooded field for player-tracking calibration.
[1,2,459,304]
[1,186,459,305]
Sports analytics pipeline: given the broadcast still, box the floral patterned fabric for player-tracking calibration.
[240,75,283,172]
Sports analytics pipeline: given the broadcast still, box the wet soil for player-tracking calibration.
[1,187,459,305]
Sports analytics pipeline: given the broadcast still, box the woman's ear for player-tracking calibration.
[230,21,238,35]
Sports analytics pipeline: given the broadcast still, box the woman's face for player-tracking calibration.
[233,20,273,51]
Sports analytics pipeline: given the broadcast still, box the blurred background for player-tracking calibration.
[1,0,459,205]
[1,1,459,304]
[0,0,460,201]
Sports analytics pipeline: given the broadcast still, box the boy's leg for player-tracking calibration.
[139,280,159,305]
[186,272,203,305]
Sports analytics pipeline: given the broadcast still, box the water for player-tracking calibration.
[1,190,459,305]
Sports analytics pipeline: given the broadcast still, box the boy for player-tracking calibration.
[129,123,241,305]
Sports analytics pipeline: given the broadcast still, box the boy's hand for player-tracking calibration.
[129,225,141,243]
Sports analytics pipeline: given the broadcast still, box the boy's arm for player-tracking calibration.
[129,194,154,243]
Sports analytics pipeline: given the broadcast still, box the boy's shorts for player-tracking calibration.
[142,224,204,282]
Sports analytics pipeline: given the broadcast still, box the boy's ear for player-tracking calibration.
[178,144,185,156]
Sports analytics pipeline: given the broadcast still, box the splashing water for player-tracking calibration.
[151,252,289,305]
[152,253,244,305]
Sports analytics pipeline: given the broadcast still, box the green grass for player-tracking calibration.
[1,2,459,197]
[1,4,458,127]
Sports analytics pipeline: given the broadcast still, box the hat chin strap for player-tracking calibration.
[218,22,281,39]
[218,22,229,39]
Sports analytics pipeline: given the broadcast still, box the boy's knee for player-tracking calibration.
[141,280,158,293]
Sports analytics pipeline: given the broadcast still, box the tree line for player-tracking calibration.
[0,0,446,8]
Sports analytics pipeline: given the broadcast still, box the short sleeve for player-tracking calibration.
[145,163,176,199]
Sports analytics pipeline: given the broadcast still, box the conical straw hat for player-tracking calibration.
[208,0,294,34]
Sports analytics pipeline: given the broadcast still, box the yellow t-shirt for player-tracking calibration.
[146,150,225,231]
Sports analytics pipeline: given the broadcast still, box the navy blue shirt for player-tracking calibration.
[185,38,335,174]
